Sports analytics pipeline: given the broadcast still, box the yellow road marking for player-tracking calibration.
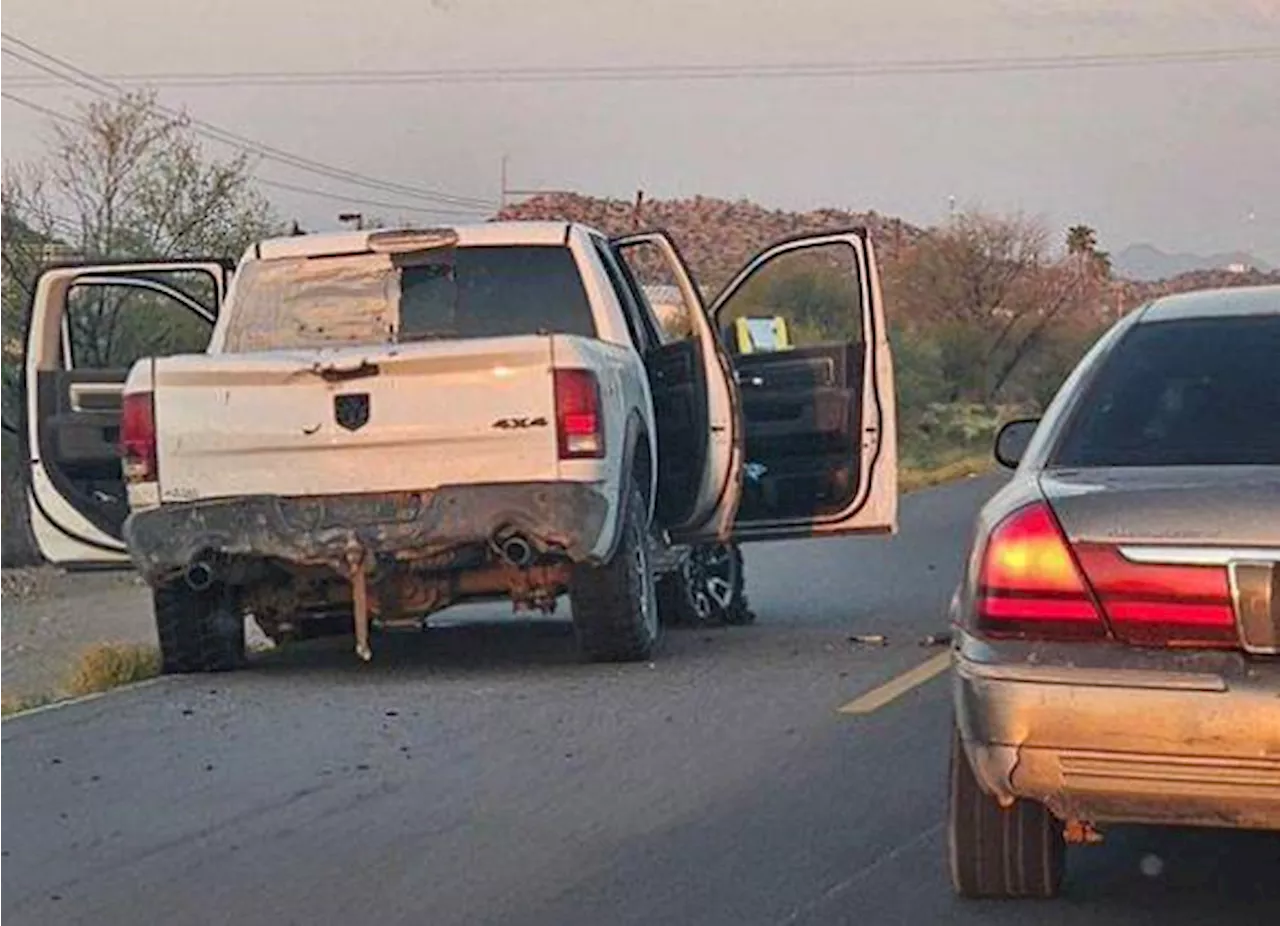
[837,651,952,715]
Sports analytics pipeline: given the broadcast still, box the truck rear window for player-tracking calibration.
[221,245,595,351]
[1051,314,1280,467]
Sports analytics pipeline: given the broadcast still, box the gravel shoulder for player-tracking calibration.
[2,569,155,703]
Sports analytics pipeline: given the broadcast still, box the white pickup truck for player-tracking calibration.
[24,221,897,670]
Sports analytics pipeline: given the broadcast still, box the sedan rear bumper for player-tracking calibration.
[953,634,1280,830]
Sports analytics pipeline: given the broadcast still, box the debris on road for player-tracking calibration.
[848,633,888,646]
[918,632,952,647]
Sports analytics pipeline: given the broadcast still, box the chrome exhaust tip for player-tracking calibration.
[184,560,216,591]
[495,533,535,568]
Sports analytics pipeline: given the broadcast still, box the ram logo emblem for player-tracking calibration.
[334,393,371,431]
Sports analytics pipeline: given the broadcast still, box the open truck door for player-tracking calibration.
[712,230,897,542]
[612,228,896,545]
[24,261,229,566]
[609,232,743,542]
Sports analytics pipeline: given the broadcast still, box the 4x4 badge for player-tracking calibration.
[492,417,548,430]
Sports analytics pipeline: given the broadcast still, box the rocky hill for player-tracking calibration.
[1118,266,1280,308]
[500,193,1279,320]
[497,192,925,290]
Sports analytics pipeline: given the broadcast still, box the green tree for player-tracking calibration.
[1066,224,1098,256]
[1065,223,1111,278]
[1,87,280,376]
[886,211,1103,404]
[726,253,861,343]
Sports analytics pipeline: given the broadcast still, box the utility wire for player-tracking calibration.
[4,45,1277,88]
[255,176,492,218]
[1,34,499,210]
[2,91,484,222]
[1,89,79,122]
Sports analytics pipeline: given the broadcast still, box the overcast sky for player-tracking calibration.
[3,0,1278,261]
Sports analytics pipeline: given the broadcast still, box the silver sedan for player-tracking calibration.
[947,284,1280,899]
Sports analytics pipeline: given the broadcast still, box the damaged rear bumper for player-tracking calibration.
[123,482,610,584]
[953,632,1280,831]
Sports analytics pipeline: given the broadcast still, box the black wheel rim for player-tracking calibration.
[683,543,738,620]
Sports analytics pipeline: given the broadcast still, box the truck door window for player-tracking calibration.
[717,243,864,354]
[611,239,699,346]
[65,272,217,371]
[590,237,655,353]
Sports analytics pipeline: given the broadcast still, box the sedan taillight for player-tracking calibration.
[1073,544,1237,648]
[976,501,1239,649]
[976,502,1107,640]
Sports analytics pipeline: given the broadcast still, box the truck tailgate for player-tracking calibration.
[151,336,560,501]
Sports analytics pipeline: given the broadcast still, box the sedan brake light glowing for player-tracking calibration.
[976,501,1242,649]
[976,503,1106,639]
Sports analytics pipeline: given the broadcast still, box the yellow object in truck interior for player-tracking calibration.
[734,316,791,354]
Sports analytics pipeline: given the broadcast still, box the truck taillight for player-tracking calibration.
[554,369,604,459]
[976,501,1239,649]
[121,391,158,484]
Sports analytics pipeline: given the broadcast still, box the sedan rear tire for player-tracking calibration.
[948,729,1065,899]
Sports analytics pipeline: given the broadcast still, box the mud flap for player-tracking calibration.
[348,551,373,662]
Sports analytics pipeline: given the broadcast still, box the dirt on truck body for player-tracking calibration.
[125,484,606,657]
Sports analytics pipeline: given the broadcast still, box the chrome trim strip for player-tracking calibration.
[1119,545,1280,566]
[954,657,1228,692]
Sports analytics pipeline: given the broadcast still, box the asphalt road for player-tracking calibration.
[4,475,1278,925]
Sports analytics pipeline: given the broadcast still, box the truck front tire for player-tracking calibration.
[570,483,659,662]
[153,582,247,674]
[658,542,753,627]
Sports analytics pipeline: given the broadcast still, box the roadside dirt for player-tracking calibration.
[1,566,267,706]
[2,567,156,703]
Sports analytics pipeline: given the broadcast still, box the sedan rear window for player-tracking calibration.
[1052,314,1280,467]
[222,245,594,352]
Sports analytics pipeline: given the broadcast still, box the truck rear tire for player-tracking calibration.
[570,483,659,662]
[948,729,1065,899]
[154,582,247,674]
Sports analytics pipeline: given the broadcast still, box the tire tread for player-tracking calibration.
[571,486,657,662]
[154,583,246,674]
[948,730,1064,899]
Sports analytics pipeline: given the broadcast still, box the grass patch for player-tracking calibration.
[3,642,160,717]
[896,401,1026,493]
[1,692,55,717]
[900,453,994,493]
[63,642,160,697]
